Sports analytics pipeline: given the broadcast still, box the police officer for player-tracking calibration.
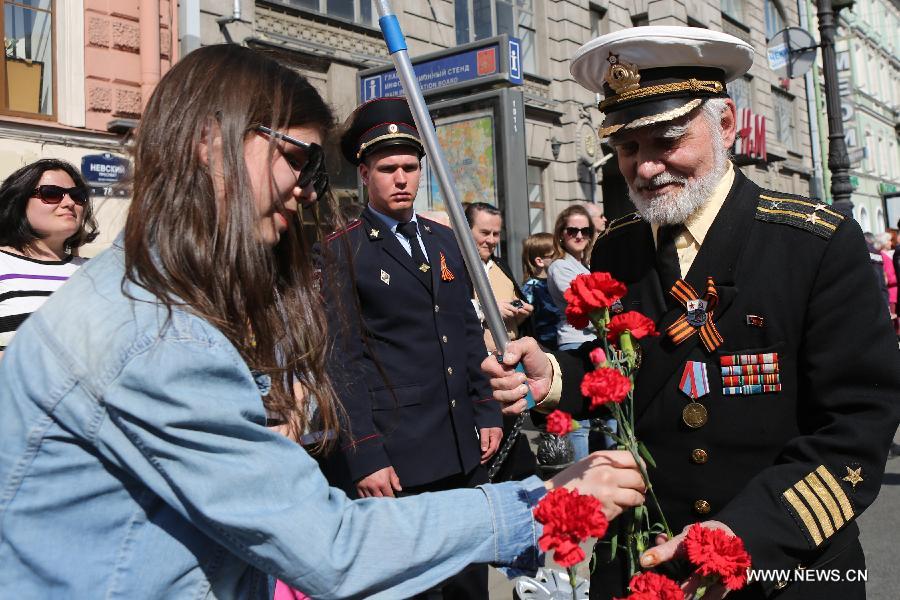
[321,97,503,598]
[484,27,900,599]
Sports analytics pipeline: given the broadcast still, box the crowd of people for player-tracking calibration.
[1,24,898,600]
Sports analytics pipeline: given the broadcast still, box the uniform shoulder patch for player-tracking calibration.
[755,191,844,239]
[600,212,642,238]
[325,219,362,243]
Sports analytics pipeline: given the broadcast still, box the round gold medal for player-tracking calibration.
[682,402,708,428]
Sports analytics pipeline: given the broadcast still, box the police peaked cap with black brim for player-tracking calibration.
[570,26,754,138]
[340,97,425,166]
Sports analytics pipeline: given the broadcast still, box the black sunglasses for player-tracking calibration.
[564,226,592,238]
[32,185,89,206]
[255,125,329,199]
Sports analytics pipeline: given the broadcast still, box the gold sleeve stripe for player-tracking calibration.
[805,472,845,529]
[816,465,854,520]
[756,207,839,231]
[759,195,844,221]
[783,488,824,546]
[794,480,835,538]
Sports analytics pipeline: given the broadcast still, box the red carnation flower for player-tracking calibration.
[546,410,574,436]
[533,488,608,568]
[581,367,631,409]
[606,311,660,342]
[616,571,684,600]
[589,347,607,366]
[684,524,752,590]
[564,300,591,330]
[564,273,627,328]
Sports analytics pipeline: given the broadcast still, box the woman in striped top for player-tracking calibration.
[0,159,99,355]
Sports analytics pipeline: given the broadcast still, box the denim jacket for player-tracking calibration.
[0,244,545,599]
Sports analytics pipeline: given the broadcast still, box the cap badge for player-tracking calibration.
[388,123,399,133]
[605,53,641,94]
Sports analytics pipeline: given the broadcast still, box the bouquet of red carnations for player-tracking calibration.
[543,272,671,576]
[617,523,752,599]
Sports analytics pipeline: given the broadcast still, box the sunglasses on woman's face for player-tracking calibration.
[255,125,329,199]
[564,226,592,238]
[32,185,89,206]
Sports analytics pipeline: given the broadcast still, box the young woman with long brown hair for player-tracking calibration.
[0,45,645,599]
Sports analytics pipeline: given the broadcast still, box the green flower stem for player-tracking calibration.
[587,310,674,576]
[614,407,673,539]
[568,566,578,598]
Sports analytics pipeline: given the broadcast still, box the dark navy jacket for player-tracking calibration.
[321,207,501,490]
[552,171,900,599]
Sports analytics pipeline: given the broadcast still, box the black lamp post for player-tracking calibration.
[817,0,855,212]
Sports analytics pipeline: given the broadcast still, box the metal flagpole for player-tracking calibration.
[374,0,533,478]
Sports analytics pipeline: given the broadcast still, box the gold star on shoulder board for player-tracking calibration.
[369,228,379,239]
[842,466,863,490]
[804,213,820,225]
[771,200,781,209]
[814,203,827,212]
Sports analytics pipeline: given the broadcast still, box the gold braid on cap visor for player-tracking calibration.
[356,133,422,160]
[598,78,724,111]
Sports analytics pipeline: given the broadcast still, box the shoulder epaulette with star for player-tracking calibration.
[755,191,844,240]
[600,212,643,238]
[324,219,362,243]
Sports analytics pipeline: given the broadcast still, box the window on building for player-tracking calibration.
[589,4,608,38]
[864,129,874,173]
[889,141,897,179]
[764,0,786,40]
[727,76,753,112]
[287,0,373,26]
[2,0,54,117]
[720,0,744,23]
[455,0,536,73]
[772,89,796,151]
[854,43,867,88]
[526,162,545,233]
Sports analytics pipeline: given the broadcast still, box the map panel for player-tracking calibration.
[419,112,498,212]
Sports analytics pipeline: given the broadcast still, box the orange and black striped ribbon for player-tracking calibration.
[440,251,455,281]
[665,277,724,352]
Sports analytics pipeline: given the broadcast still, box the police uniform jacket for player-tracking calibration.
[322,207,502,490]
[551,170,900,598]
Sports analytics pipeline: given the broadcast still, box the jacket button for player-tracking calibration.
[450,399,457,408]
[434,304,440,313]
[447,366,453,375]
[691,449,708,464]
[693,499,711,515]
[442,335,448,343]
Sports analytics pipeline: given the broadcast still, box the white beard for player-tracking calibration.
[628,141,729,226]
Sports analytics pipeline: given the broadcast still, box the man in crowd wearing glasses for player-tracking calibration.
[319,98,502,598]
[484,27,900,599]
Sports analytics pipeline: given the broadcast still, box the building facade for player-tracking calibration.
[827,0,900,232]
[196,0,813,250]
[0,0,176,255]
[1,1,821,258]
